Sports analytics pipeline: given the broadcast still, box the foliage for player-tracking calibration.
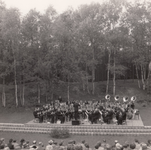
[0,0,151,106]
[50,128,70,139]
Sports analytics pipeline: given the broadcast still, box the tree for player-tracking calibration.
[103,0,128,95]
[1,8,21,107]
[0,1,8,107]
[52,9,76,101]
[37,6,58,102]
[73,3,105,95]
[21,9,42,104]
[123,0,151,90]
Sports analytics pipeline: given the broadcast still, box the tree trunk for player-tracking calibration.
[19,79,22,105]
[86,64,90,94]
[92,68,95,95]
[37,83,40,104]
[22,83,25,106]
[21,62,25,106]
[45,83,48,103]
[12,40,18,107]
[132,64,135,82]
[14,58,18,107]
[50,81,54,101]
[136,65,141,88]
[106,49,111,94]
[2,77,6,107]
[92,47,95,95]
[67,74,70,102]
[141,65,146,90]
[146,63,151,91]
[82,75,85,92]
[113,49,116,96]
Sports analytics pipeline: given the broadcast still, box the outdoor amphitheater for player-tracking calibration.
[1,0,151,149]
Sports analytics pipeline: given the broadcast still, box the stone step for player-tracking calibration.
[0,125,151,135]
[1,128,151,135]
[0,125,150,131]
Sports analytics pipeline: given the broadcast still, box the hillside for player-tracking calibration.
[0,79,150,106]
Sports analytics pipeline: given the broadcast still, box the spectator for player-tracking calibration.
[74,144,83,150]
[59,141,66,150]
[20,139,25,148]
[84,143,92,150]
[0,138,5,149]
[147,140,151,149]
[30,141,38,150]
[12,140,20,149]
[52,140,59,150]
[101,139,107,149]
[26,141,30,149]
[37,142,45,150]
[80,140,86,150]
[112,140,122,150]
[67,144,74,150]
[134,139,141,150]
[4,144,10,150]
[94,141,101,150]
[122,143,129,150]
[105,144,111,150]
[45,140,53,150]
[58,147,65,150]
[7,139,14,149]
[115,143,122,150]
[129,143,136,150]
[67,140,76,148]
[140,143,148,150]
[30,145,39,150]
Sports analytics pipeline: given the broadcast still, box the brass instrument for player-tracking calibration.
[123,96,129,103]
[114,95,120,101]
[131,96,136,102]
[105,94,110,100]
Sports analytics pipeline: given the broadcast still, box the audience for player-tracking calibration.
[7,139,14,149]
[0,137,151,150]
[3,144,10,150]
[134,139,141,150]
[0,138,5,149]
[45,140,53,150]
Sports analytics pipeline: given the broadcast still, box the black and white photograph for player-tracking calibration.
[0,0,151,149]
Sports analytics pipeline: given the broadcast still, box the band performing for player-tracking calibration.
[33,95,138,125]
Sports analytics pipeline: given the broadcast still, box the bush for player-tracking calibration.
[50,128,70,139]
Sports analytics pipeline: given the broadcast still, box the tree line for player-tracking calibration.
[0,0,151,107]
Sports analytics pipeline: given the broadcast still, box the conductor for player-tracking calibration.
[73,101,80,120]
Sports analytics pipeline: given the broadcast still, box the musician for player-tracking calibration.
[131,101,135,109]
[56,108,65,124]
[58,96,62,103]
[33,108,39,119]
[32,96,137,125]
[38,111,43,123]
[90,108,101,124]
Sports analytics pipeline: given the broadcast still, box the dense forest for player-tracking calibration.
[0,0,151,107]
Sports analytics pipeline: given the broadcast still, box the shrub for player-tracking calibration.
[50,128,70,139]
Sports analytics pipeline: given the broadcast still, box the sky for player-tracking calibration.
[3,0,106,16]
